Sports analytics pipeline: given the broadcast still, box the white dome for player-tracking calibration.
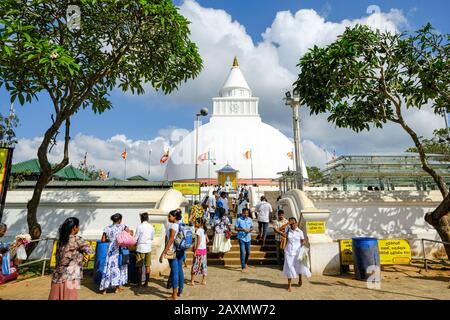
[220,57,251,97]
[165,117,308,182]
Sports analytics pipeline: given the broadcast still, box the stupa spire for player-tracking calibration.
[232,56,239,68]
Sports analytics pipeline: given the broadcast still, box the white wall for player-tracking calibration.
[306,190,445,258]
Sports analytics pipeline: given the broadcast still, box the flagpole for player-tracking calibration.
[291,149,295,171]
[148,149,152,180]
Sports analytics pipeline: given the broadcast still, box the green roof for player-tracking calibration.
[11,159,41,174]
[12,159,91,181]
[54,165,90,180]
[127,175,148,181]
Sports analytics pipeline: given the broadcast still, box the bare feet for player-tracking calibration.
[188,282,195,286]
[287,286,292,292]
[201,281,206,285]
[101,290,107,295]
[165,295,177,300]
[298,279,302,287]
[115,287,124,293]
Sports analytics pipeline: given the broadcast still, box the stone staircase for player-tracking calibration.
[185,221,278,267]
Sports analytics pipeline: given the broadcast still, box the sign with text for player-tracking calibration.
[173,182,200,196]
[0,147,13,213]
[306,221,325,234]
[339,239,411,265]
[50,239,97,269]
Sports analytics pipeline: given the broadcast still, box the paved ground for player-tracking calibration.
[1,264,449,300]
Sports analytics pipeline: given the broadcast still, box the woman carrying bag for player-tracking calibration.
[99,213,132,295]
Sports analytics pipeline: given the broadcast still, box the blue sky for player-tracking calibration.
[2,0,449,177]
[3,0,449,141]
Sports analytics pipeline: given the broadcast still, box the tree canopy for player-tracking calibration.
[0,0,203,242]
[294,23,450,258]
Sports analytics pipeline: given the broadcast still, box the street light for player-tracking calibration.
[195,108,209,182]
[283,89,304,191]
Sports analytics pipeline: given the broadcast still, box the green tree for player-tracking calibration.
[77,163,100,180]
[0,110,19,147]
[306,166,324,183]
[406,128,450,156]
[0,0,202,247]
[294,24,450,258]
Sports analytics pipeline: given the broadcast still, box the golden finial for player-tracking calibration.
[232,56,239,67]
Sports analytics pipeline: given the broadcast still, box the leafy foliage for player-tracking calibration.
[406,128,450,156]
[306,166,324,183]
[0,110,18,147]
[0,0,203,113]
[294,24,449,132]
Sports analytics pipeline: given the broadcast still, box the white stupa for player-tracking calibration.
[165,57,308,184]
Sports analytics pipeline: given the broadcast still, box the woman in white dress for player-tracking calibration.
[212,208,231,257]
[280,217,311,292]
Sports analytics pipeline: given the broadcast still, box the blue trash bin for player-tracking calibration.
[351,237,380,281]
[94,241,109,285]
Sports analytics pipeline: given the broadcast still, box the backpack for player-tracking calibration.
[174,223,194,251]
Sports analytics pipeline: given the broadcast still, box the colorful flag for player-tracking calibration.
[121,149,127,160]
[160,150,169,164]
[198,151,210,162]
[82,152,87,166]
[287,151,294,160]
[243,150,252,159]
[99,170,106,180]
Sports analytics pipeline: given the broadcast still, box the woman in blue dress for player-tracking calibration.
[99,213,129,294]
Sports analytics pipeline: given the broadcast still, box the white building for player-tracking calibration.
[165,57,308,184]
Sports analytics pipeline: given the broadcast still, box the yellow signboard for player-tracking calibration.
[306,221,325,234]
[153,223,163,238]
[173,182,200,196]
[0,147,12,201]
[50,239,98,268]
[339,239,354,265]
[339,239,411,265]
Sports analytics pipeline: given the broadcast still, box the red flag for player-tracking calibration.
[287,151,293,160]
[160,150,169,164]
[121,149,127,160]
[243,150,251,159]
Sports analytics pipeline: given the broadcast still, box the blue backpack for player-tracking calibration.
[174,223,193,251]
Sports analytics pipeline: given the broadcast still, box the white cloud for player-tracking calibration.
[13,131,181,180]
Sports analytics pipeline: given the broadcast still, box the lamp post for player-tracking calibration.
[195,108,209,182]
[284,89,304,191]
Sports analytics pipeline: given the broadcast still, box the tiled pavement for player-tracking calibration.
[0,264,449,300]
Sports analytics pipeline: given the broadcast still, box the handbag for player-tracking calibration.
[118,247,130,266]
[225,230,231,239]
[116,229,136,247]
[164,250,175,260]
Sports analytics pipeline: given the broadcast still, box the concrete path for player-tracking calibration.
[0,265,449,300]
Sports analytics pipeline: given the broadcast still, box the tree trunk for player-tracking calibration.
[425,193,450,260]
[394,103,450,259]
[25,115,70,255]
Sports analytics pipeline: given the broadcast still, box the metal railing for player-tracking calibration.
[17,237,56,277]
[417,238,450,272]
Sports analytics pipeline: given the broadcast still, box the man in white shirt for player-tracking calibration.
[255,196,272,246]
[134,212,154,287]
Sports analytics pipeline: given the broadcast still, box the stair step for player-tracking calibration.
[185,258,279,266]
[187,245,277,252]
[186,251,276,259]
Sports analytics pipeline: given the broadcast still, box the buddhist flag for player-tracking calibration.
[121,149,127,160]
[287,151,294,160]
[243,150,252,159]
[160,150,169,164]
[331,150,337,161]
[99,170,106,180]
[198,151,210,162]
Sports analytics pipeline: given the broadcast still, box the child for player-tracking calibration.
[189,218,209,286]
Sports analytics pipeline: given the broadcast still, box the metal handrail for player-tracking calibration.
[417,238,450,272]
[16,237,57,277]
